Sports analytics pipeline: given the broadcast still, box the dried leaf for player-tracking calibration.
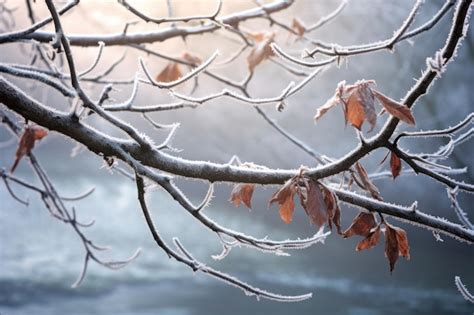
[270,175,340,229]
[344,83,377,130]
[356,224,381,251]
[292,18,306,37]
[318,80,415,131]
[269,178,297,224]
[321,185,342,234]
[384,223,410,273]
[302,179,328,228]
[354,162,382,200]
[390,152,402,179]
[373,90,416,125]
[247,32,275,72]
[229,183,255,209]
[357,83,377,131]
[343,212,377,238]
[11,125,48,173]
[332,204,342,234]
[394,225,410,259]
[384,224,399,273]
[314,96,340,121]
[279,193,295,224]
[345,90,366,130]
[314,81,346,122]
[156,62,182,82]
[182,51,202,66]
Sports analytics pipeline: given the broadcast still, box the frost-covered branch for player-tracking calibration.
[0,0,473,303]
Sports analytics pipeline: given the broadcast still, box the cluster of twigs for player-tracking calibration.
[0,0,472,302]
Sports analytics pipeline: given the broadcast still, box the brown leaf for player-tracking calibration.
[11,125,48,173]
[229,183,255,209]
[156,62,182,82]
[181,51,202,66]
[332,204,342,234]
[390,152,402,179]
[394,225,410,259]
[301,179,328,228]
[320,80,400,131]
[384,223,410,273]
[356,224,381,251]
[345,90,366,130]
[269,178,297,224]
[247,32,275,72]
[354,162,382,200]
[343,212,377,238]
[344,83,377,131]
[384,224,399,273]
[357,83,377,131]
[292,18,306,37]
[373,90,416,125]
[279,193,295,224]
[321,185,342,234]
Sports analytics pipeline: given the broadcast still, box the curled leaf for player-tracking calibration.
[314,81,346,121]
[315,80,415,130]
[229,183,255,209]
[354,162,382,200]
[270,174,341,229]
[321,185,342,234]
[357,83,377,131]
[301,179,328,228]
[343,82,377,130]
[373,90,416,125]
[269,178,297,224]
[384,223,410,273]
[345,89,366,130]
[11,125,48,173]
[390,152,402,179]
[395,226,410,259]
[343,212,377,238]
[356,224,381,251]
[279,193,296,224]
[314,96,340,122]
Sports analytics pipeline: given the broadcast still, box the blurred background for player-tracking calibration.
[0,0,473,314]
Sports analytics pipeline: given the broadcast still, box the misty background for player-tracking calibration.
[0,0,473,314]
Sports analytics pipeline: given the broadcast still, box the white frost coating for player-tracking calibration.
[447,187,473,230]
[197,208,330,255]
[454,276,474,303]
[171,80,296,105]
[432,231,444,242]
[156,123,180,150]
[211,244,232,261]
[103,73,140,110]
[78,41,105,77]
[336,188,474,244]
[270,43,337,68]
[426,50,446,76]
[170,238,313,302]
[140,50,220,89]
